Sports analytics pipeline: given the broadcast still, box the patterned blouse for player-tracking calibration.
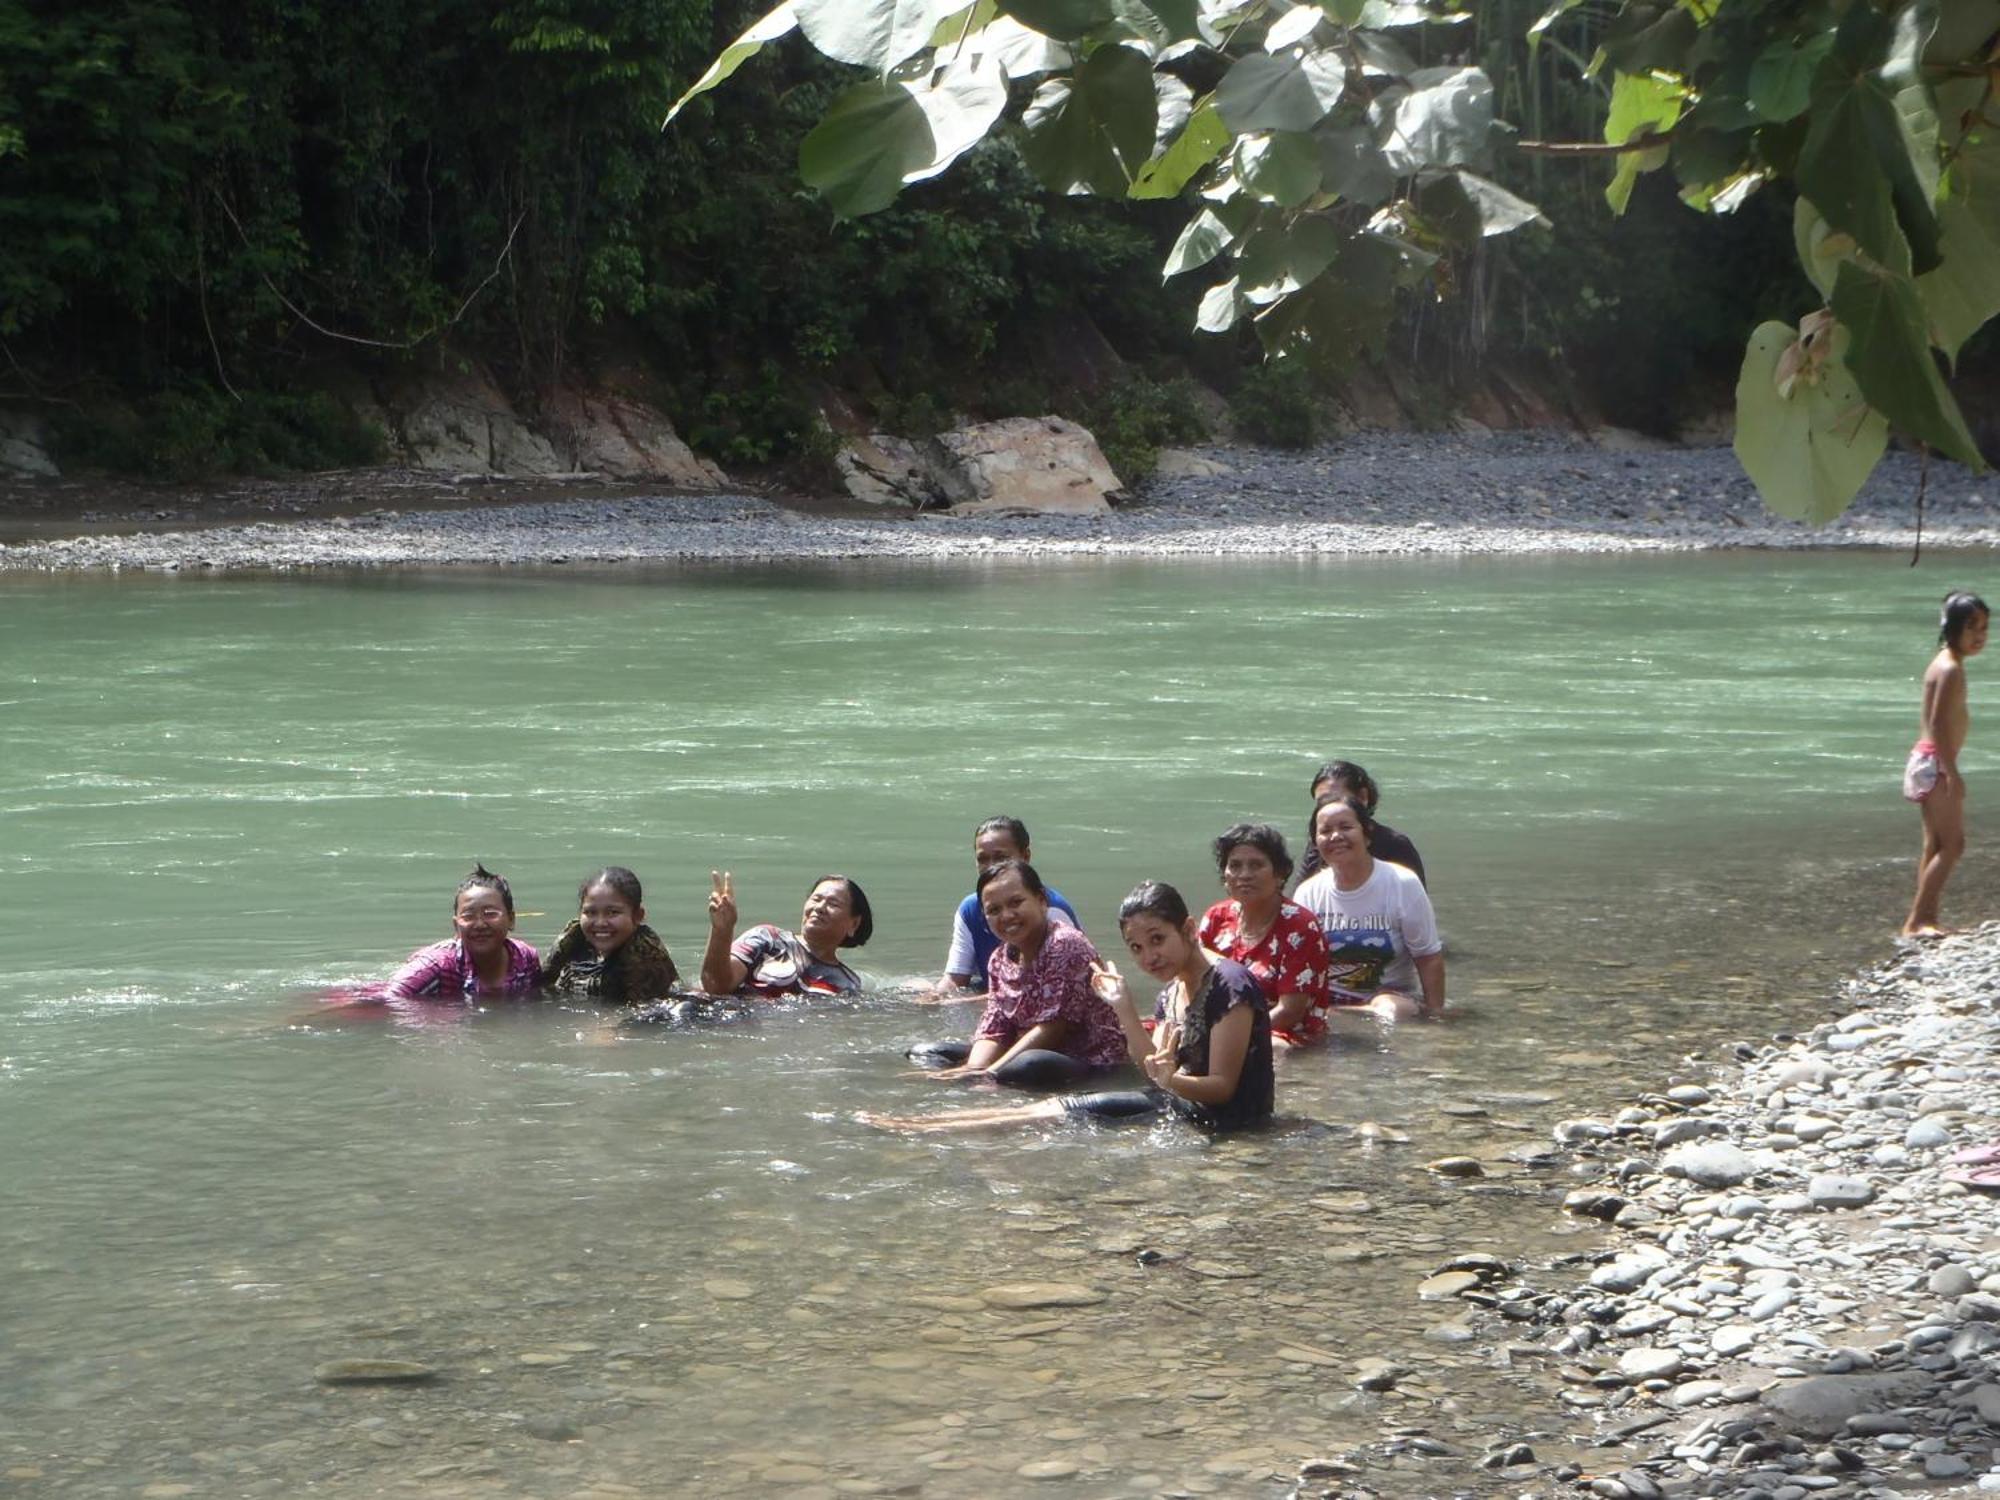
[387,937,541,1000]
[729,925,862,997]
[976,922,1128,1070]
[1197,899,1329,1012]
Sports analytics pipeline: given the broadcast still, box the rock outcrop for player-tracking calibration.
[836,415,1122,514]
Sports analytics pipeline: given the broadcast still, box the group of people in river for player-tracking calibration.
[363,759,1445,1137]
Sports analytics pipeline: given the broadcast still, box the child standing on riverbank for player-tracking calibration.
[1904,592,1988,938]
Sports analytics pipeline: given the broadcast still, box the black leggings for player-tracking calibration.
[1059,1089,1164,1122]
[907,1039,1102,1090]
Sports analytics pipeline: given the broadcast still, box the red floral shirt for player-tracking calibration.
[977,923,1128,1069]
[1198,899,1329,1012]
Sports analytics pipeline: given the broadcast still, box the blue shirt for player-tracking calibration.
[945,886,1080,990]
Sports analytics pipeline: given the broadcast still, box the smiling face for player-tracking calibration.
[1120,911,1194,983]
[973,826,1026,873]
[800,879,861,947]
[1220,842,1282,907]
[1313,801,1370,870]
[979,866,1049,952]
[453,885,515,954]
[579,882,642,956]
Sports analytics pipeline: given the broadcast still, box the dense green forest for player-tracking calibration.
[0,0,1860,479]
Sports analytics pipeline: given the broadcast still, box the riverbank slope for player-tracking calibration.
[2,434,1994,571]
[1507,924,2000,1499]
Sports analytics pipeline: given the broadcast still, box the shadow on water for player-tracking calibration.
[0,552,1987,1494]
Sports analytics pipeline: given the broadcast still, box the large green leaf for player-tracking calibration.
[1197,276,1245,332]
[1131,98,1230,198]
[1793,197,1853,301]
[1252,233,1400,362]
[1747,33,1834,123]
[1917,89,2000,362]
[1447,170,1548,238]
[1264,4,1326,51]
[1318,124,1395,205]
[799,79,936,218]
[1376,66,1493,173]
[999,0,1116,39]
[1832,260,1985,467]
[1603,71,1683,213]
[1214,49,1347,134]
[1236,215,1342,303]
[665,1,798,125]
[796,0,961,70]
[1163,206,1236,277]
[1732,319,1888,523]
[1018,43,1158,194]
[976,15,1071,76]
[1598,1,1698,74]
[1236,132,1322,206]
[902,57,1010,183]
[1797,1,1942,275]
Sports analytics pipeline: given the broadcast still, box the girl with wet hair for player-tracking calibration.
[386,863,542,1000]
[905,858,1126,1087]
[863,880,1273,1134]
[1200,823,1330,1046]
[1903,591,1989,936]
[1294,758,1427,886]
[540,866,682,1005]
[701,871,871,997]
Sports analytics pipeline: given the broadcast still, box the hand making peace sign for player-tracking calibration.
[707,870,737,935]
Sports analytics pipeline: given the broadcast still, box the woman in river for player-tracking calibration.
[700,870,871,997]
[540,866,681,1005]
[1198,823,1330,1046]
[384,864,542,1000]
[1904,591,1989,936]
[1293,794,1445,1022]
[906,859,1129,1087]
[930,815,1081,997]
[1294,759,1426,886]
[864,881,1272,1133]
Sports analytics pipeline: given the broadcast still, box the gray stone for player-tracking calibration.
[1555,1118,1615,1145]
[1724,1195,1770,1219]
[1353,1358,1406,1391]
[1592,1248,1672,1293]
[1665,1142,1758,1188]
[1792,1116,1838,1142]
[1619,1347,1686,1382]
[1905,1119,1952,1150]
[980,1282,1106,1309]
[1955,1293,2000,1323]
[521,1415,578,1442]
[1655,1117,1729,1147]
[1749,1288,1796,1321]
[1925,1454,1972,1479]
[313,1360,438,1384]
[1930,1266,1979,1298]
[1714,1325,1760,1356]
[1669,1380,1726,1408]
[1666,1086,1712,1107]
[1565,1188,1628,1220]
[1807,1176,1875,1211]
[1761,1372,1934,1437]
[0,412,58,478]
[1843,1413,1915,1435]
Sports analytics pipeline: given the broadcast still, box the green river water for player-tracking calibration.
[1,552,1989,1498]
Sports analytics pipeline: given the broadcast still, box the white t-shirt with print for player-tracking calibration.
[1292,860,1440,1003]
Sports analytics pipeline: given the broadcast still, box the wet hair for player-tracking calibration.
[1212,822,1294,882]
[975,815,1031,853]
[1940,591,1990,648]
[578,866,643,909]
[1312,792,1378,842]
[456,863,515,916]
[1118,880,1191,930]
[976,857,1047,902]
[811,874,874,948]
[1310,759,1380,809]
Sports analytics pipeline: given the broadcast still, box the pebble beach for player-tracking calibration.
[1,433,1995,571]
[1397,924,2000,1500]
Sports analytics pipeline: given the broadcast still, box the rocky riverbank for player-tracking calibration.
[1374,924,2000,1500]
[1,432,1994,571]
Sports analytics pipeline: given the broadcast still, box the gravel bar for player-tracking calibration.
[4,433,1997,572]
[1362,924,2000,1499]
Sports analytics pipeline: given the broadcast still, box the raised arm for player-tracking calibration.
[699,870,749,996]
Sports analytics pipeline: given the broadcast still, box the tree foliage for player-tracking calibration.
[674,0,2000,517]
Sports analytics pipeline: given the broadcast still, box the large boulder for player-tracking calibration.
[396,370,560,475]
[936,416,1121,515]
[542,387,725,486]
[0,411,59,477]
[836,433,944,507]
